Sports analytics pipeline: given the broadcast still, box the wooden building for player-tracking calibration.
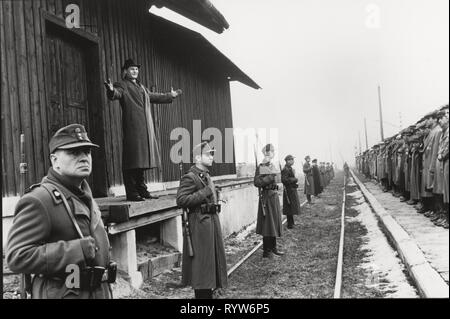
[1,0,259,197]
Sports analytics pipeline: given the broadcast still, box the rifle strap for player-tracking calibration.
[40,183,85,239]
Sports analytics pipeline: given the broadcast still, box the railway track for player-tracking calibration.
[226,176,349,298]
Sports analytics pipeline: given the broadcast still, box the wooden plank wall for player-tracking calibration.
[1,0,236,196]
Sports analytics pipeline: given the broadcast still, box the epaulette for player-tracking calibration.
[25,183,41,194]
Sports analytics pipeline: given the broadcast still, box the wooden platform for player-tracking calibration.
[96,193,178,223]
[95,178,254,235]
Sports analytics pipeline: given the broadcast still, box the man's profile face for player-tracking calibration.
[439,114,449,128]
[126,66,139,79]
[196,152,214,167]
[51,147,92,179]
[287,159,294,166]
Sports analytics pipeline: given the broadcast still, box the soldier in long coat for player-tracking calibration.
[407,139,422,205]
[421,115,442,217]
[434,108,449,228]
[281,155,301,229]
[319,162,326,188]
[6,124,114,299]
[303,156,315,203]
[105,58,182,201]
[311,159,323,196]
[176,142,227,299]
[254,144,284,258]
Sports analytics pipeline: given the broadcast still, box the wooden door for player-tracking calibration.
[46,30,90,137]
[46,28,96,188]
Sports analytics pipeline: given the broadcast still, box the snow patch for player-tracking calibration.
[349,201,419,298]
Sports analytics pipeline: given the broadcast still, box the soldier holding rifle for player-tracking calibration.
[281,155,301,229]
[176,142,227,299]
[254,144,285,258]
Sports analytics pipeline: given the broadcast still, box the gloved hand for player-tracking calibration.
[80,236,97,260]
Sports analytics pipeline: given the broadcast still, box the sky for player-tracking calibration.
[150,0,449,170]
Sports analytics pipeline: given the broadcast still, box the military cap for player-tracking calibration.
[261,143,275,154]
[193,141,215,156]
[49,124,99,154]
[312,159,318,163]
[284,154,295,161]
[436,109,449,119]
[122,58,140,70]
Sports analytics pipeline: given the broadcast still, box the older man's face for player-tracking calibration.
[439,113,449,128]
[51,147,92,179]
[126,66,139,79]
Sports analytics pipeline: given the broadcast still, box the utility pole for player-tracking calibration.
[378,85,385,141]
[364,118,369,150]
[399,112,403,130]
[358,131,362,155]
[329,139,333,163]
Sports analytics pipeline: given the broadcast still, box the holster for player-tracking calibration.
[79,261,117,289]
[200,203,221,214]
[262,184,278,191]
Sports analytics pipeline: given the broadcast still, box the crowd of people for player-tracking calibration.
[253,147,335,259]
[302,156,335,203]
[356,104,449,229]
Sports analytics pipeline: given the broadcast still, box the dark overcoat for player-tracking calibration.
[311,165,323,195]
[6,170,111,299]
[254,163,282,237]
[303,162,315,195]
[281,165,301,216]
[176,165,227,290]
[107,79,174,170]
[438,127,449,203]
[409,146,421,200]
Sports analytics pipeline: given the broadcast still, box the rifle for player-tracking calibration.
[19,133,31,299]
[179,162,194,257]
[253,141,266,217]
[279,163,291,205]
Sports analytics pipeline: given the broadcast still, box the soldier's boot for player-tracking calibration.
[135,170,159,200]
[124,169,145,201]
[287,216,294,229]
[431,211,440,220]
[435,214,446,226]
[406,199,417,205]
[435,210,447,226]
[442,215,449,229]
[262,237,273,258]
[424,210,435,218]
[194,289,213,299]
[271,237,285,256]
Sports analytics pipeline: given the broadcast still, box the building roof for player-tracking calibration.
[150,13,261,89]
[152,0,229,34]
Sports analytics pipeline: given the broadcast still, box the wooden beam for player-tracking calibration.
[107,209,182,235]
